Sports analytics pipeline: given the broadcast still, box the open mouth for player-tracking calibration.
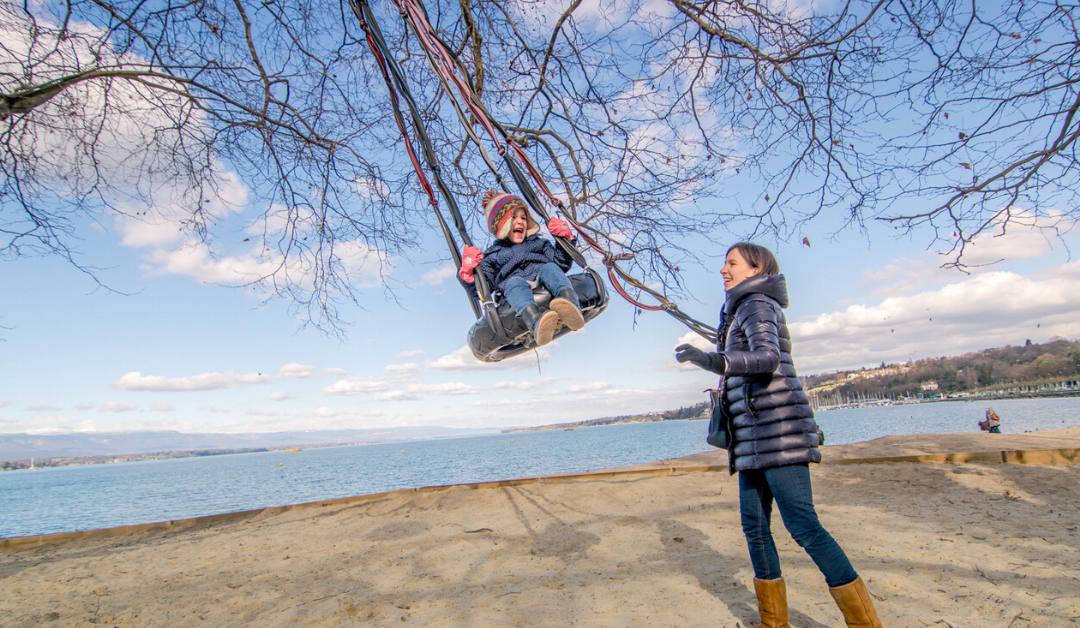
[513,226,525,236]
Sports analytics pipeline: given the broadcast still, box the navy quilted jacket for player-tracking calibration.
[717,274,820,473]
[461,234,575,301]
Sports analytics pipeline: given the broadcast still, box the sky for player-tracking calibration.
[4,1,1080,436]
[2,200,1078,436]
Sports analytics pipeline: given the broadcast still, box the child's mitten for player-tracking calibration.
[548,218,574,239]
[459,246,483,282]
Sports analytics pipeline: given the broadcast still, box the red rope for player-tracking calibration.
[362,24,439,209]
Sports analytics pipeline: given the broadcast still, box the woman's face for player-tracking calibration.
[722,247,760,291]
[509,208,529,244]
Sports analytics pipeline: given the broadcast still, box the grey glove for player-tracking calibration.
[675,344,726,374]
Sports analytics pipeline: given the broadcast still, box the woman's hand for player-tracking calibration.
[675,344,726,374]
[459,246,483,283]
[548,218,574,239]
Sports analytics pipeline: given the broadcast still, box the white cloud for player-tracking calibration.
[371,390,421,402]
[74,403,95,411]
[26,405,61,412]
[113,371,271,392]
[322,367,348,376]
[322,376,389,395]
[371,382,482,402]
[150,403,175,412]
[198,406,232,414]
[99,402,138,412]
[791,267,1080,373]
[270,392,295,401]
[564,382,615,393]
[670,331,717,371]
[411,382,481,396]
[427,345,551,371]
[0,401,10,409]
[493,376,556,390]
[21,416,100,435]
[384,363,421,374]
[952,209,1072,266]
[247,409,279,417]
[278,363,316,378]
[397,349,426,359]
[314,407,337,418]
[420,264,457,286]
[473,398,522,407]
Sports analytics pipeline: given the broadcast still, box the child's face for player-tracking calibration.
[508,208,529,244]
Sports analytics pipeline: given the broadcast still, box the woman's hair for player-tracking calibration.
[727,242,780,276]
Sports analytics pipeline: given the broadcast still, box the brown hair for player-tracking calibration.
[727,242,780,276]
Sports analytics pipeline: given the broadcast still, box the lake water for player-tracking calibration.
[2,397,1078,539]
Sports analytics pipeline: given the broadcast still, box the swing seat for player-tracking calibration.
[467,268,609,362]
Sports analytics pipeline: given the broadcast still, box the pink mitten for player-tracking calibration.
[459,246,483,282]
[548,218,573,239]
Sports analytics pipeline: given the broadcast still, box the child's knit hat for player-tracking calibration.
[483,190,539,240]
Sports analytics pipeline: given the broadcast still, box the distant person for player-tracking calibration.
[458,190,584,346]
[980,407,1002,433]
[675,242,882,628]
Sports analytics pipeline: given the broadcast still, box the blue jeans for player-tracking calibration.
[739,463,858,588]
[502,263,577,315]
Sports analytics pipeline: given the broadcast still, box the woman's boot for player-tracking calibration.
[549,288,585,330]
[752,577,790,628]
[829,576,883,628]
[520,304,559,346]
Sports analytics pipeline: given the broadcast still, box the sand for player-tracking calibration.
[2,428,1079,627]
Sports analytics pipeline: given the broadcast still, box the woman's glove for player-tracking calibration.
[548,217,574,239]
[675,344,727,374]
[458,246,483,283]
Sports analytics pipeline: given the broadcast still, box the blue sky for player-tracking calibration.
[4,0,1080,436]
[2,196,1078,436]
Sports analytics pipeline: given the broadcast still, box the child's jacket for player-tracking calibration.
[461,234,575,302]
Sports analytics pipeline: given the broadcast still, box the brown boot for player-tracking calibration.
[549,288,585,331]
[829,576,883,628]
[752,577,790,628]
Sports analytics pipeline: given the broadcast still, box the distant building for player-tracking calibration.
[920,380,939,391]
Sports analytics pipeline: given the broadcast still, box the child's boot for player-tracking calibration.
[549,288,585,331]
[520,304,559,346]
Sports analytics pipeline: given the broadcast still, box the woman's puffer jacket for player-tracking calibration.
[719,274,820,473]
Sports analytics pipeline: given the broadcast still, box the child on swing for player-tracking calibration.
[458,190,584,346]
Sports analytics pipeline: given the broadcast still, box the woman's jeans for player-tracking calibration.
[739,463,858,588]
[502,262,577,315]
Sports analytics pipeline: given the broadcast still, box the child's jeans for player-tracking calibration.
[502,262,578,315]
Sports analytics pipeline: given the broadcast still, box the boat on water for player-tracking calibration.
[564,428,574,431]
[285,448,302,452]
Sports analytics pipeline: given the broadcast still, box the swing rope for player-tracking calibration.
[351,0,506,334]
[367,0,718,344]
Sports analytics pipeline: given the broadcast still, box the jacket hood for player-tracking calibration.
[723,274,789,314]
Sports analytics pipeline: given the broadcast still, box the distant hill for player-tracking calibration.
[803,337,1080,401]
[0,426,501,465]
[502,401,709,433]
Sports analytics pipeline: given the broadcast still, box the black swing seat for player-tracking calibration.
[467,268,609,362]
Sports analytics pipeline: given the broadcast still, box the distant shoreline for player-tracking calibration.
[505,388,1080,434]
[0,442,367,472]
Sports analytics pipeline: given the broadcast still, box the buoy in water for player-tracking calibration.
[279,463,283,466]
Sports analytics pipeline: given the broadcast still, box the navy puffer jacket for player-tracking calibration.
[719,274,820,473]
[461,234,575,301]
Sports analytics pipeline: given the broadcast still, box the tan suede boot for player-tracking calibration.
[752,577,790,628]
[829,576,883,628]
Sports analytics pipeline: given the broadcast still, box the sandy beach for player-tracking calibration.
[2,428,1079,627]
